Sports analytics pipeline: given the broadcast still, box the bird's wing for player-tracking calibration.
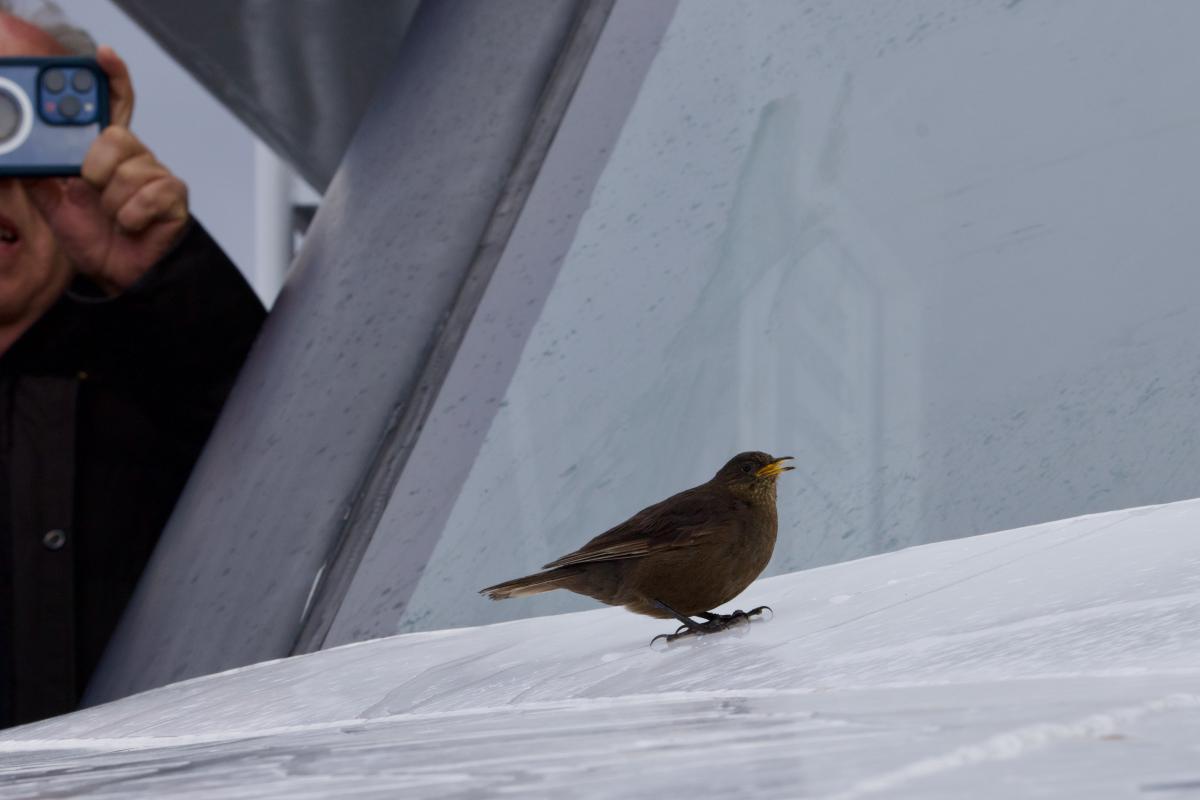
[542,486,723,569]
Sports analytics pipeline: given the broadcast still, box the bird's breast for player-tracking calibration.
[722,505,778,583]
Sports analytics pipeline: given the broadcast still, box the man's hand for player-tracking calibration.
[28,45,188,295]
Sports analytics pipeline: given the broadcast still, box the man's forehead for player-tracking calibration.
[0,13,67,57]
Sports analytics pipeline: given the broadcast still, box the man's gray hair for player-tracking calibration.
[0,0,96,55]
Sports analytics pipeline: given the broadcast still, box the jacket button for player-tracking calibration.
[42,529,68,551]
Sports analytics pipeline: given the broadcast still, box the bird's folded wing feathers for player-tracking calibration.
[542,487,723,569]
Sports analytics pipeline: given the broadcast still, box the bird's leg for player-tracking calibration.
[648,599,777,642]
[651,599,721,645]
[649,600,772,646]
[652,599,705,636]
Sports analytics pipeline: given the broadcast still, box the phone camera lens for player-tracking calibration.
[71,69,94,93]
[0,80,29,154]
[58,94,81,119]
[42,69,66,93]
[0,91,19,142]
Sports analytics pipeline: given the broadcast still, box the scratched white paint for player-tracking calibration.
[2,497,1198,798]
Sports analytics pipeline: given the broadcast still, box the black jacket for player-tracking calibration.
[0,220,265,727]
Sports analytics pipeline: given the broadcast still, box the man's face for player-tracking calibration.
[0,14,72,329]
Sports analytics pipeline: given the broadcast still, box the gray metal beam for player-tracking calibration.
[112,0,421,191]
[85,0,587,705]
[325,0,680,646]
[290,0,617,656]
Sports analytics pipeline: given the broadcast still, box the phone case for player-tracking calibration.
[0,57,110,177]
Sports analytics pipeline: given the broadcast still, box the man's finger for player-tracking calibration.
[80,126,143,191]
[115,175,188,233]
[97,152,161,220]
[95,45,134,127]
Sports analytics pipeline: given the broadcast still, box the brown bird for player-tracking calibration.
[481,451,794,644]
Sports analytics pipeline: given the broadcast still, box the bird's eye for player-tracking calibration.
[741,462,753,474]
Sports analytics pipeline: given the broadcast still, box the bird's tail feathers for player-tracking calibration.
[480,568,577,600]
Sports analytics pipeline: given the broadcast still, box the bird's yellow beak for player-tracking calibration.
[756,456,795,478]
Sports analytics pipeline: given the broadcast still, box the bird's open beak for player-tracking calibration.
[756,456,795,478]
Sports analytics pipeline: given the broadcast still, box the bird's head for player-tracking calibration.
[713,451,794,499]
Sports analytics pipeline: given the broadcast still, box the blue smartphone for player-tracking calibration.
[0,57,109,176]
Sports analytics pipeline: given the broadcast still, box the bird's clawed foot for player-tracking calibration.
[650,605,773,648]
[700,605,773,626]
